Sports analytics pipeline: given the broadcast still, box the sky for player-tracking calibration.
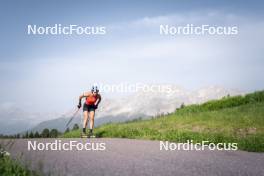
[0,0,264,113]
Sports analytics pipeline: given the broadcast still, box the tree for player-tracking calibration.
[50,129,59,138]
[29,131,34,138]
[72,123,79,131]
[65,127,70,133]
[41,128,50,138]
[34,131,40,138]
[180,103,185,109]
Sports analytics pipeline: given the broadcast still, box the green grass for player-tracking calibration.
[0,149,38,176]
[64,91,264,152]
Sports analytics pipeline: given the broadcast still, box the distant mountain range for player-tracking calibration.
[0,85,241,134]
[0,107,59,135]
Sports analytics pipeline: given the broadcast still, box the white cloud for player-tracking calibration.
[110,10,253,30]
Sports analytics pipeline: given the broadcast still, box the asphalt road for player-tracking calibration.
[1,138,264,176]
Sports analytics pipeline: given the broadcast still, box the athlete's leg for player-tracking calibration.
[89,110,95,130]
[88,110,95,137]
[83,111,89,133]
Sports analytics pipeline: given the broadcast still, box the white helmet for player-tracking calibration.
[91,86,99,93]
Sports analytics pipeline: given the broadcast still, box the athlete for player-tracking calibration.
[78,86,102,138]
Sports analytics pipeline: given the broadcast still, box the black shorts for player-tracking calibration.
[83,103,96,112]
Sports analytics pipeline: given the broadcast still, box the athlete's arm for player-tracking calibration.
[95,94,102,107]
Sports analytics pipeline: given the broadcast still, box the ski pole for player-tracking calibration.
[66,108,80,127]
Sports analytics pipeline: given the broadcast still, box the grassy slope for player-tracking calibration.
[64,91,264,152]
